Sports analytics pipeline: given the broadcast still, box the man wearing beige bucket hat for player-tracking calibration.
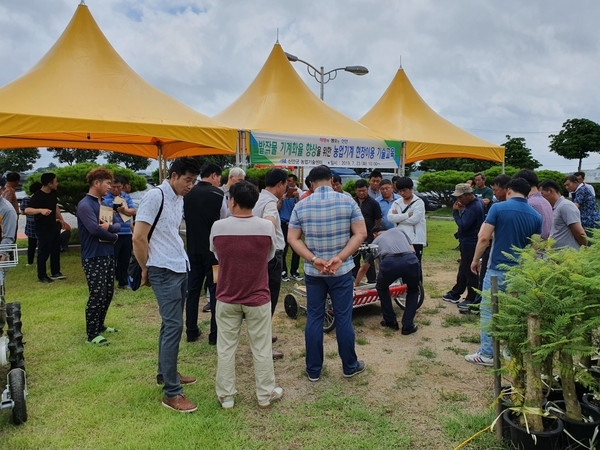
[442,184,485,306]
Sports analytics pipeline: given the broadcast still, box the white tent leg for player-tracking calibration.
[237,130,248,170]
[400,141,406,176]
[157,143,166,182]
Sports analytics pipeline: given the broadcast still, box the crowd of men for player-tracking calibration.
[441,170,596,367]
[1,162,597,413]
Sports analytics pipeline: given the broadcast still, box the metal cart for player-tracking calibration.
[284,280,424,333]
[0,244,27,425]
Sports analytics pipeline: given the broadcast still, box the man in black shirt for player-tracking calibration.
[183,164,224,344]
[352,179,382,283]
[24,173,68,283]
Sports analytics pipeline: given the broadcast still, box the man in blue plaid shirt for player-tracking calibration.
[288,165,367,381]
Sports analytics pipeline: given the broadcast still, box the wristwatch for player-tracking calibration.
[310,256,318,264]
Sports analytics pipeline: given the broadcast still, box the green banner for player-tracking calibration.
[250,132,402,168]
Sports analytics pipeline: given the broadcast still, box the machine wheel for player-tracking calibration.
[284,294,298,319]
[323,296,336,333]
[8,369,27,425]
[6,302,25,371]
[394,282,425,311]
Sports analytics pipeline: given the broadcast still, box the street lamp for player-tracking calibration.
[285,51,368,100]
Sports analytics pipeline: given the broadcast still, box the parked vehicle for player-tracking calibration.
[414,188,442,212]
[330,168,362,185]
[373,173,441,211]
[407,179,440,211]
[302,167,361,189]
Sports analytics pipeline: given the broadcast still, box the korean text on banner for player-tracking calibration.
[250,132,402,169]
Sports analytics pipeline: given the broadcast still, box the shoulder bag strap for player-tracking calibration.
[400,199,418,214]
[147,188,165,243]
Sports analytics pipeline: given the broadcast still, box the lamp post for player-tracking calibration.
[285,51,368,101]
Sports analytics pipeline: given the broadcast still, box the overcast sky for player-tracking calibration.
[1,0,599,172]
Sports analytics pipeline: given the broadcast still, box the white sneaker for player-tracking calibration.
[290,273,303,282]
[258,387,283,408]
[281,272,290,282]
[218,395,235,409]
[464,352,493,367]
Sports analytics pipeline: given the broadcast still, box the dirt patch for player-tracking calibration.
[260,258,496,443]
[212,255,498,447]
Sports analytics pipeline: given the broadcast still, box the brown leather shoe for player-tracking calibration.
[162,394,197,413]
[272,335,278,344]
[272,349,284,359]
[156,372,197,386]
[178,374,197,385]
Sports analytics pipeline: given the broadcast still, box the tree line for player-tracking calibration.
[0,148,152,174]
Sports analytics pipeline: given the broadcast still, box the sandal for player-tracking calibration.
[102,327,119,333]
[87,335,109,346]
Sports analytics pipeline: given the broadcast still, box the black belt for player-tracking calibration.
[381,252,413,261]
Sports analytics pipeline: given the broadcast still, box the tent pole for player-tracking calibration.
[400,141,406,176]
[238,130,248,170]
[157,143,165,182]
[235,131,241,167]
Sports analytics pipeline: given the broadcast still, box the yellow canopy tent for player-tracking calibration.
[0,3,238,176]
[359,68,504,165]
[215,43,401,169]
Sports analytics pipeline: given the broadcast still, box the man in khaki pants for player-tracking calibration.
[210,181,283,409]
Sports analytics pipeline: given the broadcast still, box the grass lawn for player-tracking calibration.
[0,218,504,449]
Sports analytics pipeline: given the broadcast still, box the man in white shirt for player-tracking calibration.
[387,177,426,266]
[220,167,245,218]
[574,171,596,197]
[252,169,288,360]
[133,157,201,414]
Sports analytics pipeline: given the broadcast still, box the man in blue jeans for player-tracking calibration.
[279,173,303,282]
[287,165,367,381]
[102,175,136,289]
[466,177,542,367]
[133,157,200,413]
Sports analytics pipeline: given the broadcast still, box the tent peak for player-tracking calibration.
[80,0,86,5]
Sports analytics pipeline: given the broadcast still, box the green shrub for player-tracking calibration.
[535,169,570,195]
[418,168,568,207]
[25,163,147,214]
[483,165,518,179]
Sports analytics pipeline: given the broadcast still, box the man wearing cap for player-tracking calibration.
[442,184,485,306]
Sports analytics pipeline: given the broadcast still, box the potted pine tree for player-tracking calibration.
[537,239,600,448]
[490,237,561,446]
[490,236,600,448]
